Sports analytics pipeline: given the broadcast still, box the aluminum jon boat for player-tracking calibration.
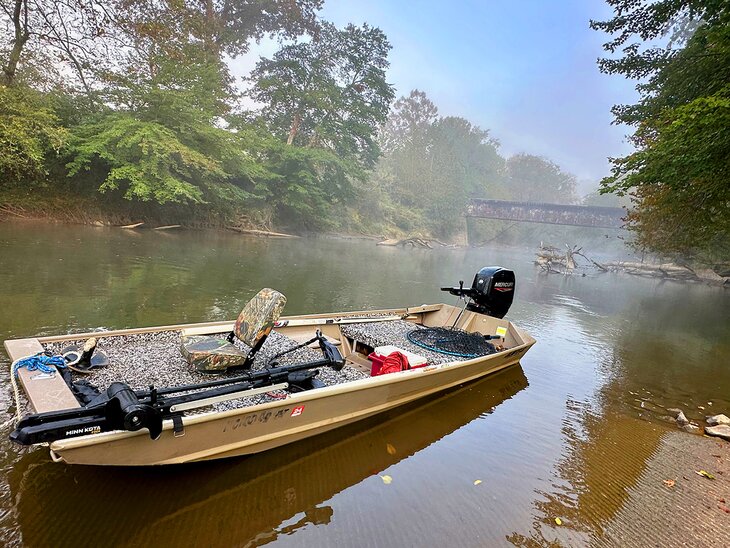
[4,266,535,466]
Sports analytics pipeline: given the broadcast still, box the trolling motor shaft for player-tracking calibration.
[11,333,345,446]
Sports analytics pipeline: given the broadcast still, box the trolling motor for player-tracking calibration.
[10,331,344,446]
[441,266,515,319]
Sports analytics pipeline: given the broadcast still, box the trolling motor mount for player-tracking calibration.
[104,383,163,439]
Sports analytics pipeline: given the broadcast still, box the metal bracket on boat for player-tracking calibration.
[168,383,289,413]
[30,372,57,381]
[172,415,185,438]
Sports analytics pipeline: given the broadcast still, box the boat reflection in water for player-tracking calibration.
[11,365,528,547]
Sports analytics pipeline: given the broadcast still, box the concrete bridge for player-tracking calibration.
[467,199,625,229]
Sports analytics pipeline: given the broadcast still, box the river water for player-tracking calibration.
[0,222,728,547]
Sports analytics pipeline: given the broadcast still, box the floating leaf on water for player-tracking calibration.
[473,479,482,485]
[381,474,392,485]
[696,470,716,480]
[554,518,562,526]
[386,443,396,455]
[663,479,675,487]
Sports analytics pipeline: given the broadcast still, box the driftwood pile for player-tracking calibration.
[535,243,729,286]
[535,244,597,273]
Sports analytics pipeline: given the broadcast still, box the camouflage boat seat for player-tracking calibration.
[181,288,287,373]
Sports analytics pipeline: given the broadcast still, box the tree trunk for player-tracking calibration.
[3,0,30,86]
[287,113,302,145]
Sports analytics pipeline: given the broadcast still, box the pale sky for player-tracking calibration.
[228,0,638,194]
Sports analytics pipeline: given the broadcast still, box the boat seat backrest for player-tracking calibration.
[233,288,287,348]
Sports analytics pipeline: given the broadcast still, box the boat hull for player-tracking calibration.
[5,304,535,466]
[49,344,530,465]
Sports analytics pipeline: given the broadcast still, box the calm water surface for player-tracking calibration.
[0,222,728,547]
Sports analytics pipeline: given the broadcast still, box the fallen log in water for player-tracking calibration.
[377,237,442,249]
[227,227,299,238]
[120,222,144,229]
[602,261,697,279]
[535,244,728,286]
[535,243,585,272]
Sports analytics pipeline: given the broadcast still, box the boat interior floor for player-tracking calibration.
[340,320,460,365]
[37,317,470,416]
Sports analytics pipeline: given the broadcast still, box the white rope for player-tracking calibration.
[1,357,24,430]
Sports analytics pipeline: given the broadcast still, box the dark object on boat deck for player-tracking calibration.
[10,331,344,446]
[441,266,515,319]
[58,368,101,405]
[287,370,326,392]
[62,337,110,374]
[407,327,496,358]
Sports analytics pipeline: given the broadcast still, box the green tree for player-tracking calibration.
[248,21,394,167]
[0,84,65,186]
[505,153,577,203]
[424,116,504,236]
[592,1,730,261]
[376,89,506,237]
[65,47,248,203]
[59,0,326,211]
[377,89,438,206]
[380,89,438,154]
[119,0,322,59]
[244,21,394,228]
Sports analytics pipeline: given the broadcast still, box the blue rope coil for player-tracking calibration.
[13,353,66,377]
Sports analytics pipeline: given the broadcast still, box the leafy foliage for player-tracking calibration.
[0,84,66,186]
[604,85,730,257]
[255,138,358,228]
[594,1,730,260]
[379,89,438,154]
[68,114,218,203]
[1,0,113,95]
[118,0,323,58]
[377,90,508,237]
[249,21,394,168]
[242,21,395,228]
[505,154,578,204]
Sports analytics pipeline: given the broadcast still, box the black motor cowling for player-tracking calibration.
[441,266,515,319]
[467,266,515,318]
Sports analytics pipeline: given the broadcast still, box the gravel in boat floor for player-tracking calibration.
[44,330,368,413]
[37,319,467,415]
[340,320,463,365]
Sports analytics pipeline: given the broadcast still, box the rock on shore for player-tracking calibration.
[705,424,730,441]
[706,414,730,426]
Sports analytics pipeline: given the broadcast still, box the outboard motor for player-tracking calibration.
[441,266,515,318]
